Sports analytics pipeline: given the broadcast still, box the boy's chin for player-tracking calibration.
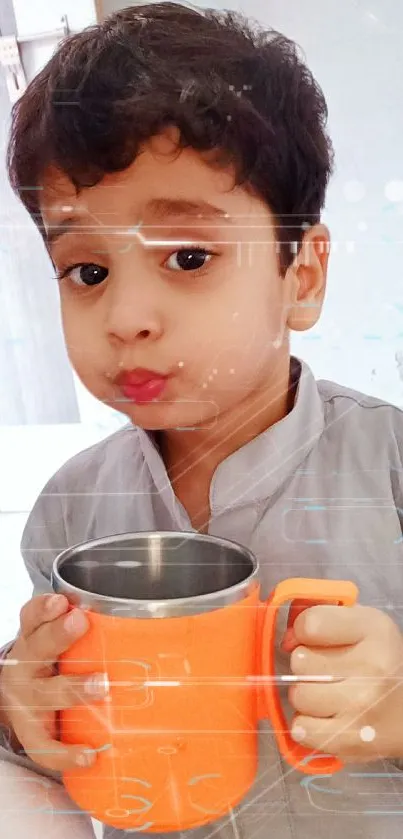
[118,399,218,432]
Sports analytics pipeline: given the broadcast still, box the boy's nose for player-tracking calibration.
[104,284,164,344]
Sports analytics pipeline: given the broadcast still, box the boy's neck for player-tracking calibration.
[159,355,296,490]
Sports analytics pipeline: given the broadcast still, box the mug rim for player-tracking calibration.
[51,530,259,618]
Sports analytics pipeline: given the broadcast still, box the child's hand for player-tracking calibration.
[0,593,109,772]
[283,604,403,762]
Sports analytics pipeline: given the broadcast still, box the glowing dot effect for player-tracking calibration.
[360,725,376,743]
[385,180,403,203]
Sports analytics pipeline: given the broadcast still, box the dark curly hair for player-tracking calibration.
[6,1,334,274]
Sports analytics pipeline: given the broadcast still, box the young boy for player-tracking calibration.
[1,3,403,838]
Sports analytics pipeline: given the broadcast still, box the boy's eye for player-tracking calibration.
[165,248,213,272]
[57,263,108,286]
[56,249,214,286]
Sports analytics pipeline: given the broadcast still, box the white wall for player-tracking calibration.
[12,0,97,35]
[12,0,98,109]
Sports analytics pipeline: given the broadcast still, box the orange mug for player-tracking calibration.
[51,531,358,832]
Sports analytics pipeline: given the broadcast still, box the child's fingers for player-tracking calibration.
[282,599,328,652]
[23,609,90,672]
[290,713,351,756]
[1,672,108,773]
[19,594,69,638]
[293,605,369,648]
[33,673,109,710]
[19,721,97,772]
[289,680,347,718]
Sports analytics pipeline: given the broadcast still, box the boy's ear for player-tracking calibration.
[285,224,330,332]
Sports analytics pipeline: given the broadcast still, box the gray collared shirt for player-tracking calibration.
[2,356,403,838]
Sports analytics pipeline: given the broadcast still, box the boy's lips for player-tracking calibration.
[114,367,170,404]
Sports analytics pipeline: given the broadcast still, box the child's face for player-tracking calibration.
[40,128,328,431]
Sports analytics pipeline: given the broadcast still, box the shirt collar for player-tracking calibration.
[134,356,324,513]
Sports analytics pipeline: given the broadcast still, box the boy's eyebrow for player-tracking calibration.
[46,217,86,250]
[144,198,233,223]
[45,198,234,250]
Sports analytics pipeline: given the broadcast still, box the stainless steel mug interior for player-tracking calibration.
[52,531,259,617]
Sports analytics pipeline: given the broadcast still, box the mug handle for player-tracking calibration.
[261,578,358,775]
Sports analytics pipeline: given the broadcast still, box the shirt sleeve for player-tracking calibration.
[20,472,69,597]
[0,473,68,781]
